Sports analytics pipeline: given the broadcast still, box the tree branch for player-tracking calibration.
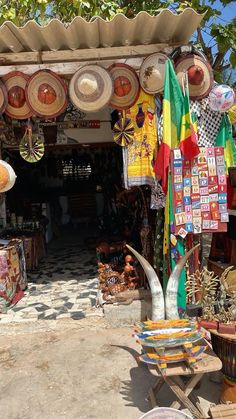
[213,50,229,70]
[197,28,213,64]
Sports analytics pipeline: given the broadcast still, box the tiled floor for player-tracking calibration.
[0,234,104,323]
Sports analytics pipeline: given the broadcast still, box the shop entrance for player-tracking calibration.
[1,118,126,320]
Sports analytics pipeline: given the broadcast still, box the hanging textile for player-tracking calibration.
[154,59,184,194]
[215,113,236,173]
[123,90,157,189]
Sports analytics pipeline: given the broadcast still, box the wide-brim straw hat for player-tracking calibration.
[0,79,8,115]
[139,52,169,94]
[108,63,140,110]
[2,71,32,120]
[69,65,113,113]
[175,54,214,100]
[0,160,17,192]
[25,70,68,118]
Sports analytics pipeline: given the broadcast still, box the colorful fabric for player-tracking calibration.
[180,78,200,160]
[154,60,184,194]
[0,245,23,313]
[14,239,27,290]
[123,90,157,188]
[215,114,236,173]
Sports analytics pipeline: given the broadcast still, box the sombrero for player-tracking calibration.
[175,54,214,100]
[25,70,68,118]
[69,65,113,113]
[108,64,140,110]
[139,53,168,94]
[2,72,32,120]
[0,160,16,192]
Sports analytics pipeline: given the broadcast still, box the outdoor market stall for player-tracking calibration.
[0,7,235,410]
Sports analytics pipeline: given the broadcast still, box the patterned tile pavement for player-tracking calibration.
[0,243,104,323]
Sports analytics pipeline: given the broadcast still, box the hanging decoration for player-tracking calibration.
[108,63,140,110]
[19,125,44,163]
[174,54,214,100]
[208,84,235,113]
[69,65,113,113]
[139,52,168,94]
[2,71,32,120]
[25,69,68,118]
[113,114,134,146]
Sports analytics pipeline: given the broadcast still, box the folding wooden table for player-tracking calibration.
[144,343,222,419]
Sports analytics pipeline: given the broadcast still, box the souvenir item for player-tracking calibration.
[25,69,68,118]
[113,116,134,146]
[123,91,157,188]
[171,147,228,234]
[0,160,16,192]
[127,244,198,320]
[0,79,8,115]
[209,84,235,113]
[229,104,236,125]
[19,126,44,163]
[139,345,206,364]
[175,54,213,100]
[139,52,168,94]
[69,65,113,113]
[108,63,140,110]
[2,71,32,119]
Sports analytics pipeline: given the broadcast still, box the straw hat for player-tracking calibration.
[175,54,214,100]
[0,79,8,115]
[25,70,68,118]
[2,71,32,119]
[139,52,168,94]
[108,64,140,110]
[0,160,16,192]
[69,65,113,113]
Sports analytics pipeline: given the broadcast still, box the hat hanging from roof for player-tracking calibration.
[69,65,113,113]
[108,64,140,110]
[25,70,68,118]
[0,160,16,192]
[139,52,169,94]
[175,54,214,100]
[0,79,8,115]
[2,71,32,120]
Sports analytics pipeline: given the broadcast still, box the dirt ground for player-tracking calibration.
[0,318,221,419]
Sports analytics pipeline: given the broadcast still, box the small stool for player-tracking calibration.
[145,343,222,419]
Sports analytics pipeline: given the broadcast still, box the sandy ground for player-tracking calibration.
[0,318,222,419]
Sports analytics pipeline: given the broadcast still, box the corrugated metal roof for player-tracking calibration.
[0,9,204,53]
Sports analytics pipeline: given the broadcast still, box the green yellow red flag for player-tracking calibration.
[215,113,236,172]
[180,77,200,160]
[154,59,183,194]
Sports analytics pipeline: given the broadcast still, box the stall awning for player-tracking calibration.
[0,8,204,54]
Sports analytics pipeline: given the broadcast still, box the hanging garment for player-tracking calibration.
[123,90,157,188]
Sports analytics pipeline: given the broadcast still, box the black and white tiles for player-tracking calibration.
[0,245,103,323]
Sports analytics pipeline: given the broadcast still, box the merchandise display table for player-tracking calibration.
[144,342,222,419]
